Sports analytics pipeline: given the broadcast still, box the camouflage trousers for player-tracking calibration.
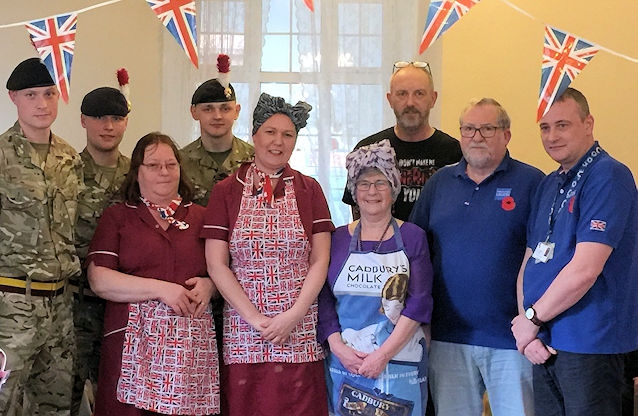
[70,297,104,416]
[0,290,74,415]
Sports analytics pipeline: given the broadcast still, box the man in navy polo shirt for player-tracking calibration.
[511,87,638,415]
[411,98,543,415]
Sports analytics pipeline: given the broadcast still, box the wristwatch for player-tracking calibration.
[525,306,544,326]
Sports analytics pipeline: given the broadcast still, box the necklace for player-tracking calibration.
[357,219,393,252]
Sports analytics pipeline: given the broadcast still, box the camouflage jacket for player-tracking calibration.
[180,136,254,206]
[70,149,130,286]
[0,121,84,281]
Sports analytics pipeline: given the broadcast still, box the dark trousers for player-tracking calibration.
[533,350,624,416]
[622,350,638,416]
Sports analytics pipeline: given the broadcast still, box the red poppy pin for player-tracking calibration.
[501,196,516,211]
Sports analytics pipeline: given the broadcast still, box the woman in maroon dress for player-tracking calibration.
[202,93,334,415]
[88,132,219,416]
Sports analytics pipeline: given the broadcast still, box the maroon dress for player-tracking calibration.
[89,201,219,416]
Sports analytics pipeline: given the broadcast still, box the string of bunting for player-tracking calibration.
[9,0,631,115]
[2,0,197,103]
[418,0,636,120]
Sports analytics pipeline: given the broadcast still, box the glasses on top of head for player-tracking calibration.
[393,61,431,74]
[459,125,505,139]
[356,179,391,192]
[141,161,180,172]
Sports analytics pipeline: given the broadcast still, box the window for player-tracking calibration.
[165,0,422,226]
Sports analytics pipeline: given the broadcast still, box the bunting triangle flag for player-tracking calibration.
[25,13,77,103]
[304,0,314,12]
[537,26,599,121]
[147,0,199,68]
[419,0,480,54]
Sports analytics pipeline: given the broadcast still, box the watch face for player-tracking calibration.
[525,308,534,319]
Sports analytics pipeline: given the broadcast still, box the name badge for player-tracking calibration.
[532,241,555,263]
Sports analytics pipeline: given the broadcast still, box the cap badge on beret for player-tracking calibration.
[191,55,237,104]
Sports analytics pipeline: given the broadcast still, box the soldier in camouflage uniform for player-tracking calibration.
[180,78,253,362]
[70,87,131,416]
[0,58,83,415]
[181,78,254,207]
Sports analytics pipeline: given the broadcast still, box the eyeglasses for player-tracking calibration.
[459,125,504,139]
[356,179,391,192]
[141,162,180,172]
[393,61,431,74]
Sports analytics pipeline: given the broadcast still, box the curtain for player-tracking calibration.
[162,0,423,226]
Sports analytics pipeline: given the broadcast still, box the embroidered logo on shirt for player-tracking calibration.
[590,219,607,232]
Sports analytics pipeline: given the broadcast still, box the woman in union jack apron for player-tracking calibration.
[318,140,434,416]
[202,93,335,416]
[88,133,219,416]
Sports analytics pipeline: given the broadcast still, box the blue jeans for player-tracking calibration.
[533,350,624,416]
[429,340,534,416]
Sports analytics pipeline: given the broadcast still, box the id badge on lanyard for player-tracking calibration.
[532,145,602,264]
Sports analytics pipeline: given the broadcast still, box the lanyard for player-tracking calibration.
[545,145,603,241]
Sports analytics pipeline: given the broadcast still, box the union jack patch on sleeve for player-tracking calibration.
[590,219,607,232]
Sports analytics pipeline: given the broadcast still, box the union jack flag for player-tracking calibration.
[147,0,199,68]
[590,219,607,232]
[419,0,480,54]
[25,13,77,103]
[537,26,599,121]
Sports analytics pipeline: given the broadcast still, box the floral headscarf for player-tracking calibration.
[345,139,401,203]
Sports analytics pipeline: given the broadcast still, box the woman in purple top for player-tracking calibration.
[318,139,434,416]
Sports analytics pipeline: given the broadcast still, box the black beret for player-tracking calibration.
[81,87,130,117]
[6,58,55,91]
[191,79,236,104]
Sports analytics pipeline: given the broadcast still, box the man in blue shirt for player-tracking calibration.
[512,87,638,415]
[411,98,543,415]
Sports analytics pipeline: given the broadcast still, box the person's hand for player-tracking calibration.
[260,309,299,345]
[158,281,198,316]
[358,349,391,379]
[511,313,540,353]
[329,340,367,374]
[185,277,216,318]
[523,338,556,365]
[248,313,272,334]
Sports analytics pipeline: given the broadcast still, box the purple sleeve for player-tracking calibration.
[401,222,434,324]
[317,227,350,343]
[317,282,340,344]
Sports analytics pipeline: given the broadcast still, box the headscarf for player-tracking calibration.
[252,92,312,135]
[345,139,401,203]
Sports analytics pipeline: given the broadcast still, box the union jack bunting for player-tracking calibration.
[419,0,480,54]
[537,26,599,121]
[147,0,198,68]
[304,0,314,12]
[25,13,77,103]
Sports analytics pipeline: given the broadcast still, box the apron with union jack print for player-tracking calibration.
[224,166,324,364]
[117,300,219,415]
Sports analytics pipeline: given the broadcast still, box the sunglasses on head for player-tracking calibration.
[392,61,431,74]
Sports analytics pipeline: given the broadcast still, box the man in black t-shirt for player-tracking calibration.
[343,62,462,221]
